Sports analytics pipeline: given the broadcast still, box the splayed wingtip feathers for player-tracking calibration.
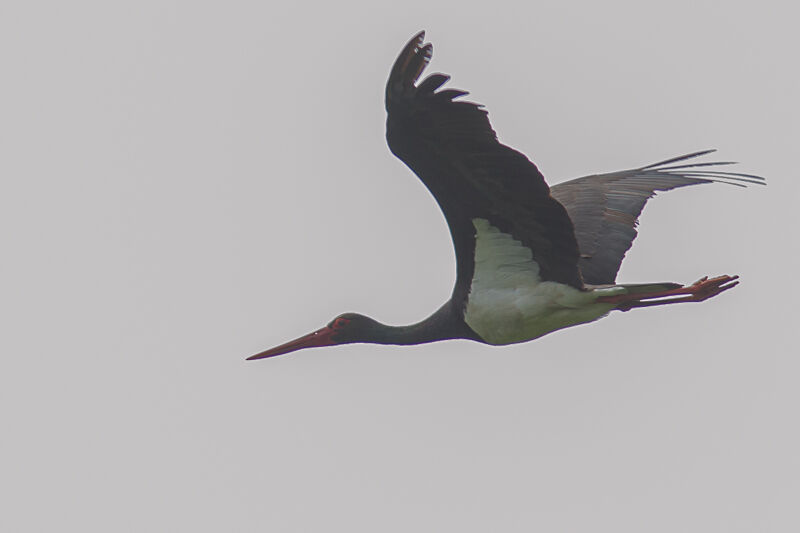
[640,149,718,170]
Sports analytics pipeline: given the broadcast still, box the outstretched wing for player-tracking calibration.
[550,150,765,285]
[385,32,583,306]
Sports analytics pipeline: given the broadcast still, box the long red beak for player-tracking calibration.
[246,326,336,360]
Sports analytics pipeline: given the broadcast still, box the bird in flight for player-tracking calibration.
[248,31,763,360]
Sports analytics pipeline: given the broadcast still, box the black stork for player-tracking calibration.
[248,31,763,361]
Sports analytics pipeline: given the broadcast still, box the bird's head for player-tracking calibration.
[246,313,381,360]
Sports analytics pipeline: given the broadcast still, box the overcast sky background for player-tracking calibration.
[2,1,798,531]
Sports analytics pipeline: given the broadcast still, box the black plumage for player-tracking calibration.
[386,31,584,310]
[246,31,762,361]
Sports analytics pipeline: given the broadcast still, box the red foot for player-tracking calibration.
[598,275,740,311]
[683,275,740,302]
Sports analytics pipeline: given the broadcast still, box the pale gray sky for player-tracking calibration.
[2,1,798,531]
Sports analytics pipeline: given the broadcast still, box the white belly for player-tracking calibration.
[463,218,620,345]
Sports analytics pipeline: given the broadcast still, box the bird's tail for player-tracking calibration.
[617,282,683,294]
[587,281,682,294]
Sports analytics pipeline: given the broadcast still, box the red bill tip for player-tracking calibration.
[247,326,336,361]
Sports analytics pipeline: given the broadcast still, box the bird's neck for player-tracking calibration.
[367,301,480,345]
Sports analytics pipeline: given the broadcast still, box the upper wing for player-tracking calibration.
[385,32,583,304]
[550,150,765,285]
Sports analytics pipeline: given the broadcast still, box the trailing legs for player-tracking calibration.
[597,275,740,312]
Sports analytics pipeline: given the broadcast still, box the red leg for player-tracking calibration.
[597,275,740,312]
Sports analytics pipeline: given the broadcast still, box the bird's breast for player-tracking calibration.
[463,218,615,345]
